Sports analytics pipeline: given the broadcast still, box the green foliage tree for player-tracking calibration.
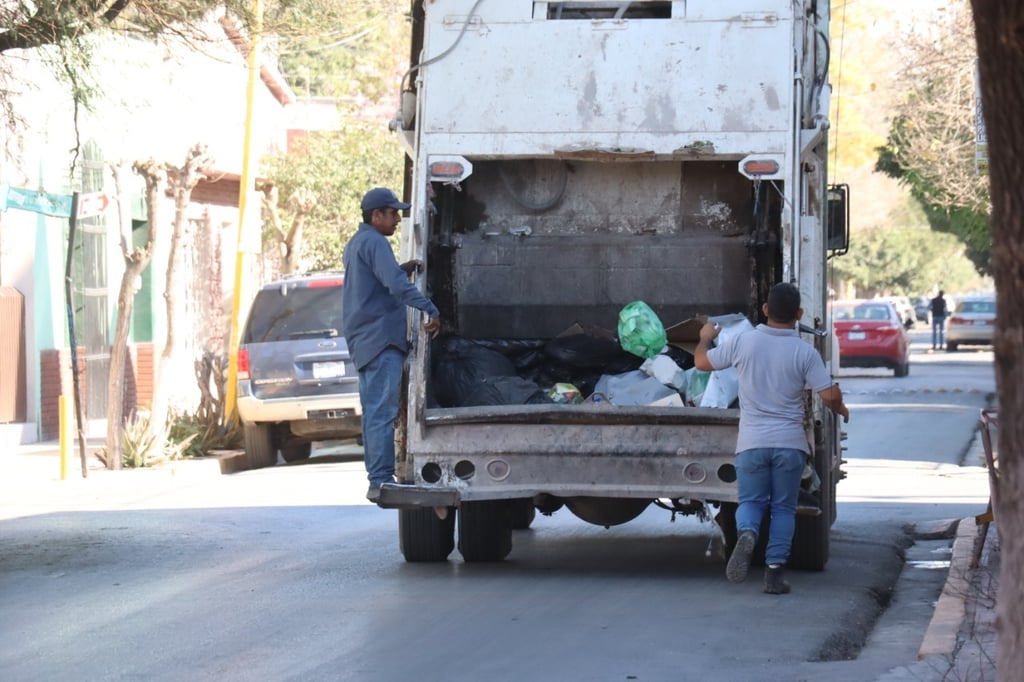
[832,226,984,297]
[277,2,408,101]
[874,3,992,274]
[262,3,410,270]
[262,122,404,271]
[0,1,378,133]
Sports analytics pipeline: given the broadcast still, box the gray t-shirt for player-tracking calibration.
[706,324,832,454]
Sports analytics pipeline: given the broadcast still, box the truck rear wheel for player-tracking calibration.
[458,501,513,562]
[399,507,456,562]
[510,499,536,530]
[243,423,277,469]
[789,413,836,571]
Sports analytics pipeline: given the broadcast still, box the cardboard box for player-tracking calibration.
[665,313,750,355]
[664,316,708,355]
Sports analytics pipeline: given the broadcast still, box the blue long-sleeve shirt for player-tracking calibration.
[342,223,440,370]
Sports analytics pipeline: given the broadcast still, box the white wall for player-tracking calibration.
[0,19,292,441]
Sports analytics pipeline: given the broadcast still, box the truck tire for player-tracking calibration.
[458,500,513,562]
[243,423,277,469]
[789,413,836,571]
[399,507,455,562]
[510,499,536,530]
[280,439,312,463]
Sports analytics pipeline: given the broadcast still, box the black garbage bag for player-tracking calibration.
[461,375,554,407]
[432,336,520,407]
[662,344,695,371]
[544,334,626,369]
[471,338,547,372]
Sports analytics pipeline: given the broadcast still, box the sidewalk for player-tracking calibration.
[874,427,1000,681]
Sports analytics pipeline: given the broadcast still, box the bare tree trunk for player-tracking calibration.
[261,183,315,275]
[150,144,211,439]
[103,160,162,470]
[970,2,1024,677]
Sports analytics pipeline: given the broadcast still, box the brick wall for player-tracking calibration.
[38,343,156,440]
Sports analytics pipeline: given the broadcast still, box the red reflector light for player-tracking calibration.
[949,317,966,325]
[237,349,250,379]
[307,278,344,288]
[430,162,465,177]
[742,159,780,176]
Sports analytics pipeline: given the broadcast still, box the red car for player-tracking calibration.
[832,299,911,377]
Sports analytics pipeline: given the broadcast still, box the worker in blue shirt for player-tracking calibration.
[342,187,440,502]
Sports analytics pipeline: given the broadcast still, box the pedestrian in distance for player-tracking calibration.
[694,282,850,594]
[929,290,949,350]
[342,187,441,502]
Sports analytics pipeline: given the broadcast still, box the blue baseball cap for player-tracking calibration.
[360,187,411,211]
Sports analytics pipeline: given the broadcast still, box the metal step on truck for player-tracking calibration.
[378,0,850,568]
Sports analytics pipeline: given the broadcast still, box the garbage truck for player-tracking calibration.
[378,0,850,569]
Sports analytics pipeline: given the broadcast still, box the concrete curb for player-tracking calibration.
[917,517,978,658]
[153,449,249,476]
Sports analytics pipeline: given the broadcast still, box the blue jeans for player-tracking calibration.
[932,315,946,348]
[357,347,404,485]
[735,448,805,566]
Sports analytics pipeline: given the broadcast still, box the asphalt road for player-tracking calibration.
[0,331,995,682]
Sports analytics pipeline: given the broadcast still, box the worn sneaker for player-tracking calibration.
[366,482,383,502]
[726,530,757,583]
[763,566,792,594]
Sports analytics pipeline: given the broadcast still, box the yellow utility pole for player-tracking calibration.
[225,0,263,423]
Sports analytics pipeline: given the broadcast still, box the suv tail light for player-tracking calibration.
[237,348,250,380]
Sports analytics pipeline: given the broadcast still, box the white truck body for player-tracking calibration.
[381,0,847,568]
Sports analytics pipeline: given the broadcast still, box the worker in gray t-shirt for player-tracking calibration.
[695,282,849,595]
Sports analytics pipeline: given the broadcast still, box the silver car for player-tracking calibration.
[946,294,996,352]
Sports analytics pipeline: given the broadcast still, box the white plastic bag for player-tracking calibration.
[594,371,678,406]
[640,354,687,390]
[699,314,754,408]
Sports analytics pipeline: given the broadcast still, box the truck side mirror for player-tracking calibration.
[827,184,850,257]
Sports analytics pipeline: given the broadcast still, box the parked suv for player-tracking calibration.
[236,272,361,468]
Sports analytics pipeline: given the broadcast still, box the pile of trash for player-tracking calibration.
[430,301,752,409]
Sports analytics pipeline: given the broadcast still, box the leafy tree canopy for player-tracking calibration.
[0,0,399,127]
[832,225,987,298]
[276,1,408,101]
[0,1,390,54]
[262,4,410,270]
[262,122,404,272]
[874,2,992,275]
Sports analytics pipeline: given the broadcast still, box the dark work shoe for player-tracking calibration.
[763,566,792,594]
[726,530,757,583]
[366,483,383,502]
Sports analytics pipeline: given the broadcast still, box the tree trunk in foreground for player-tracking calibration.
[103,160,162,470]
[969,2,1024,676]
[150,144,211,440]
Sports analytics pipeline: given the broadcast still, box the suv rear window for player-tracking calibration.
[243,282,344,343]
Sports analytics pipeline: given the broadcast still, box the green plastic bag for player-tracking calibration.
[617,301,667,359]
